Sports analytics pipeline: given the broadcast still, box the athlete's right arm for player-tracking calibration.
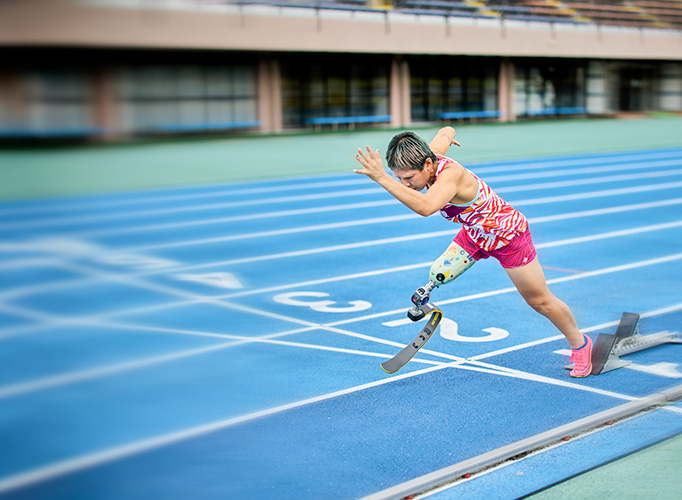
[354,146,460,216]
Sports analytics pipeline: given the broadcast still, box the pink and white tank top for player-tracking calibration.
[433,155,528,251]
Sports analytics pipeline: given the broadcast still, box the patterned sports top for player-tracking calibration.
[433,155,528,251]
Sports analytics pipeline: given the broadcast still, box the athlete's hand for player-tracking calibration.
[430,126,460,155]
[354,146,388,182]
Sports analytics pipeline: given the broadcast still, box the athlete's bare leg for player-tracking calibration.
[504,257,584,349]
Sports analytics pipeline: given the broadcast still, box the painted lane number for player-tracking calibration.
[273,291,372,313]
[383,316,509,343]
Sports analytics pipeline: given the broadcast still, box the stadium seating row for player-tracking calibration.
[228,0,682,29]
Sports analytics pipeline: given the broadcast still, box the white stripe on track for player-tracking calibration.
[3,248,681,349]
[162,207,682,271]
[0,364,449,494]
[159,230,459,268]
[494,167,682,194]
[219,219,682,299]
[60,168,682,242]
[114,181,682,252]
[0,326,445,401]
[0,187,386,230]
[2,157,681,231]
[128,213,420,251]
[527,197,682,224]
[0,179,372,217]
[326,253,682,327]
[468,302,682,362]
[536,220,682,248]
[483,158,682,184]
[2,149,680,219]
[470,149,682,175]
[510,180,682,207]
[57,200,401,238]
[6,298,681,493]
[4,216,681,306]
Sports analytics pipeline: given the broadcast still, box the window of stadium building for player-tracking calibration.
[281,55,391,129]
[408,57,498,122]
[514,61,586,117]
[115,64,258,133]
[20,70,93,135]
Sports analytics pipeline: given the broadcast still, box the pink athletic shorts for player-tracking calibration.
[453,228,537,269]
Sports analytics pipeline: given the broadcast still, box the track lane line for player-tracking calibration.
[1,147,679,216]
[2,257,681,398]
[2,148,679,217]
[2,157,681,231]
[13,165,680,240]
[0,323,449,401]
[326,253,682,327]
[2,230,682,340]
[119,182,682,253]
[0,334,653,495]
[4,217,682,303]
[0,363,450,494]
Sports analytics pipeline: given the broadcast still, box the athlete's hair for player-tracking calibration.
[385,131,437,172]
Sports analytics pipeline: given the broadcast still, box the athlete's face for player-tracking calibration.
[394,159,435,191]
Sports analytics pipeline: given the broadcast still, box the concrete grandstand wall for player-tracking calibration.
[0,0,680,139]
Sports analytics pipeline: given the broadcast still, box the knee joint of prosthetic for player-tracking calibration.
[429,243,475,287]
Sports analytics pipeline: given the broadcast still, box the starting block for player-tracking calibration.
[566,312,681,375]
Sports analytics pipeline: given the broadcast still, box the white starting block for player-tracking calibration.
[566,312,681,375]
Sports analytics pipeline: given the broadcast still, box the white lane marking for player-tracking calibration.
[11,165,682,239]
[2,149,680,218]
[63,200,401,238]
[129,214,420,251]
[4,213,681,307]
[0,178,372,217]
[327,255,682,327]
[220,218,682,299]
[0,339,646,494]
[484,159,682,184]
[0,187,386,230]
[3,301,681,492]
[2,158,681,231]
[0,364,449,494]
[0,324,447,401]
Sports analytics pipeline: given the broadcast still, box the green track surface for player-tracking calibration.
[2,117,682,201]
[529,433,682,500]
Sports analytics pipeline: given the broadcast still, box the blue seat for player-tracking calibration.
[305,115,391,126]
[437,110,504,120]
[523,107,586,116]
[154,121,260,131]
[0,127,104,138]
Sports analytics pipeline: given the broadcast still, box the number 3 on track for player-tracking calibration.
[273,291,372,313]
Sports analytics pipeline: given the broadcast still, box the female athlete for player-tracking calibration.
[354,126,592,377]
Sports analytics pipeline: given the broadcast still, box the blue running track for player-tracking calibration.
[1,147,681,499]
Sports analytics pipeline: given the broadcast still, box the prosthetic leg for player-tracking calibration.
[407,241,476,320]
[381,242,476,374]
[407,281,437,321]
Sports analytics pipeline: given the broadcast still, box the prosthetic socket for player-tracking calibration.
[408,242,476,321]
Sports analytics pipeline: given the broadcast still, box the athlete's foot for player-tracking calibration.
[569,334,593,377]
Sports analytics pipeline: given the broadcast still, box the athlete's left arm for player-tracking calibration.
[429,126,461,156]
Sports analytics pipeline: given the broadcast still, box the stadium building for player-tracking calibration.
[1,0,681,139]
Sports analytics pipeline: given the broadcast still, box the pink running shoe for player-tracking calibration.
[570,334,593,377]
